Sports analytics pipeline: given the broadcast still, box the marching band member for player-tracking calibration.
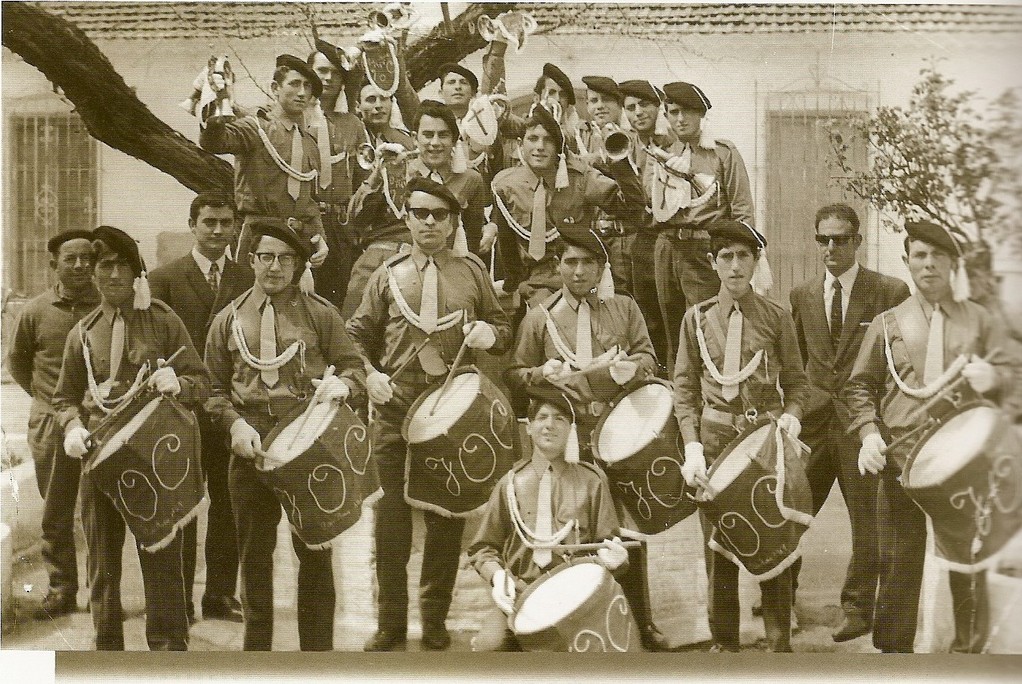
[467,383,628,651]
[497,62,582,152]
[505,226,670,650]
[7,230,99,620]
[52,226,210,650]
[199,55,328,270]
[673,219,810,652]
[204,219,366,651]
[653,82,755,368]
[845,221,1016,653]
[345,177,512,651]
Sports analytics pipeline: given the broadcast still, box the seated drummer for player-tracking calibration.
[505,225,670,650]
[467,383,629,651]
[672,219,810,653]
[204,218,366,651]
[52,226,211,651]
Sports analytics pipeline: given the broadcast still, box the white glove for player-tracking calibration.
[492,280,507,297]
[480,222,499,253]
[491,568,517,616]
[962,355,997,394]
[682,442,707,487]
[309,235,329,267]
[64,425,91,460]
[312,375,350,403]
[858,432,887,476]
[463,320,496,351]
[230,418,263,461]
[148,365,182,396]
[609,359,638,386]
[597,537,628,571]
[367,371,394,405]
[777,413,802,441]
[541,358,568,381]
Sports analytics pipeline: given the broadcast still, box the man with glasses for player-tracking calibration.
[789,204,909,643]
[204,219,365,651]
[7,230,99,620]
[346,177,512,652]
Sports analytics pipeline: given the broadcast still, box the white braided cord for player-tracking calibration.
[230,303,306,374]
[79,325,150,416]
[881,314,969,399]
[694,303,764,389]
[491,183,559,247]
[506,476,575,549]
[256,126,318,183]
[385,265,464,334]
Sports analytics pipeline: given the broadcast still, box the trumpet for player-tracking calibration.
[602,125,633,162]
[357,142,420,171]
[368,3,414,32]
[335,45,363,71]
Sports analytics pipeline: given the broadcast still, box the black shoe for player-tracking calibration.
[832,614,872,643]
[640,624,672,652]
[33,591,77,620]
[364,629,407,652]
[421,625,452,651]
[202,596,244,623]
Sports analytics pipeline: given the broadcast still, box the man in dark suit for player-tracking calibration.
[789,203,910,642]
[148,193,253,623]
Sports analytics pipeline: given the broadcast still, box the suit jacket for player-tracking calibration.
[790,266,910,422]
[148,253,254,355]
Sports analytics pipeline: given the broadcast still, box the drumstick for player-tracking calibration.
[288,366,335,451]
[556,352,643,382]
[541,540,642,552]
[428,336,472,417]
[388,340,431,383]
[157,346,188,369]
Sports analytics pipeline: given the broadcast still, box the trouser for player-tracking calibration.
[340,237,410,319]
[80,467,188,650]
[653,230,721,369]
[182,416,239,616]
[874,457,989,653]
[228,414,335,651]
[315,209,362,310]
[630,231,670,370]
[792,405,879,620]
[29,404,80,599]
[373,393,466,634]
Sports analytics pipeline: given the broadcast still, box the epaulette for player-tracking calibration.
[757,294,788,316]
[565,153,588,174]
[384,252,413,267]
[256,106,272,122]
[577,460,611,484]
[693,295,719,312]
[303,290,336,310]
[714,137,739,152]
[540,289,565,310]
[78,307,104,332]
[459,251,488,272]
[510,455,534,474]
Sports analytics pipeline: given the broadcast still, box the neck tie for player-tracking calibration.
[207,261,220,293]
[430,170,444,184]
[529,180,547,261]
[721,304,743,402]
[830,278,843,344]
[317,115,332,190]
[576,299,593,367]
[260,301,279,387]
[533,465,553,568]
[923,304,944,384]
[109,309,125,384]
[420,257,439,334]
[288,126,303,200]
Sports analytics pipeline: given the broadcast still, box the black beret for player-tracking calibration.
[558,226,608,261]
[905,221,964,258]
[527,103,565,152]
[438,63,479,93]
[662,81,711,115]
[709,219,766,252]
[276,53,323,98]
[248,217,311,261]
[618,79,661,105]
[312,38,351,78]
[414,99,459,137]
[542,62,575,106]
[581,76,622,103]
[403,176,464,213]
[47,230,93,255]
[527,381,574,420]
[92,226,145,277]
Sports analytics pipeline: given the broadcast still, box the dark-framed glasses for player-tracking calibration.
[254,252,299,268]
[408,207,453,222]
[814,234,857,247]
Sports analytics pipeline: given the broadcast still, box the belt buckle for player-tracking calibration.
[589,401,604,417]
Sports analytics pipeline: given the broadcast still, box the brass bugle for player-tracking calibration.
[337,45,362,71]
[477,15,498,42]
[604,128,632,162]
[368,3,414,32]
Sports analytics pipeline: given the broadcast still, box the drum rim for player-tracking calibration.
[903,399,1004,491]
[510,558,613,635]
[85,393,167,473]
[591,378,674,464]
[400,364,486,444]
[703,416,776,490]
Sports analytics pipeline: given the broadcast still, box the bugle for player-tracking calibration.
[603,126,632,162]
[368,3,414,33]
[356,142,420,171]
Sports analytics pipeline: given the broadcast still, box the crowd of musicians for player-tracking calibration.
[7,14,1019,654]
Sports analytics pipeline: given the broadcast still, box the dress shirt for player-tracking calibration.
[824,262,859,331]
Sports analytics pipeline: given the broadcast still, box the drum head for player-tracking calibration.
[93,397,163,468]
[406,373,481,444]
[596,383,673,464]
[708,424,771,494]
[264,402,339,469]
[908,405,999,489]
[513,563,605,635]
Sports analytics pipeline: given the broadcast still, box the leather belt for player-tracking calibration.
[702,405,781,431]
[673,227,710,241]
[578,401,608,418]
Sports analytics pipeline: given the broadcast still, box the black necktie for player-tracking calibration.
[830,279,843,344]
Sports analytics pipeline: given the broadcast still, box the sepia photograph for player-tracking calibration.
[0,0,1020,677]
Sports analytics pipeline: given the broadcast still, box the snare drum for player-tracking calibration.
[402,366,517,517]
[259,400,374,549]
[592,380,697,534]
[511,560,640,652]
[86,393,204,552]
[698,420,814,580]
[902,401,1022,572]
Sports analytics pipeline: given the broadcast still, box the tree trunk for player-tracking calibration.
[1,1,234,195]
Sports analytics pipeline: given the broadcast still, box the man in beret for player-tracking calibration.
[346,177,512,651]
[654,82,755,371]
[506,226,673,650]
[673,219,810,652]
[493,62,582,154]
[204,218,365,651]
[200,54,329,269]
[7,230,99,620]
[845,221,1016,653]
[51,226,211,650]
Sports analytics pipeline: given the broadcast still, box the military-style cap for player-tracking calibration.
[542,63,575,106]
[662,81,711,115]
[438,63,479,93]
[618,79,661,104]
[276,53,323,98]
[904,221,964,258]
[92,226,145,277]
[528,103,565,153]
[581,76,622,103]
[710,218,767,252]
[47,229,93,256]
[313,38,351,77]
[559,225,608,261]
[248,217,311,261]
[403,176,464,213]
[527,381,575,420]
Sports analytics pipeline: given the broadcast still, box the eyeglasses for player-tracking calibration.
[814,234,857,247]
[407,207,453,222]
[254,252,298,268]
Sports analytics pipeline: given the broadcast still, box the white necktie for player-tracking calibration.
[288,126,303,200]
[923,304,944,384]
[721,304,743,402]
[109,310,125,384]
[420,257,438,334]
[317,114,332,190]
[533,466,553,568]
[576,299,593,367]
[260,301,279,387]
[430,170,444,184]
[529,180,547,261]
